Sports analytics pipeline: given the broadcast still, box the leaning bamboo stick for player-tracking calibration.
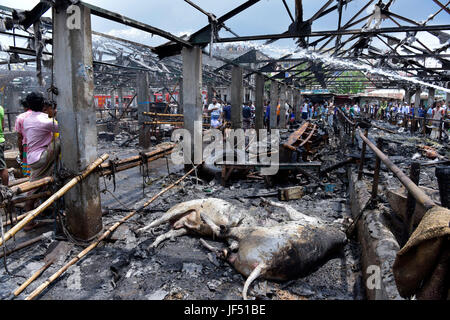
[26,166,198,300]
[9,178,30,188]
[14,261,53,297]
[11,177,55,195]
[0,154,109,247]
[100,150,174,177]
[100,143,174,170]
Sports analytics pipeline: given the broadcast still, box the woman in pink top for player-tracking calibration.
[15,99,33,177]
[22,92,60,179]
[21,92,60,217]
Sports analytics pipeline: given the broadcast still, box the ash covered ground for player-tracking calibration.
[0,126,366,301]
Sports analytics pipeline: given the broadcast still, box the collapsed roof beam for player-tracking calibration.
[81,2,192,47]
[217,24,450,43]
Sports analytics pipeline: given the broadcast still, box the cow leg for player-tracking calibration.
[148,228,188,250]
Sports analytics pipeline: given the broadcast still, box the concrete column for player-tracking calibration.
[182,46,203,165]
[404,90,411,105]
[207,84,214,105]
[255,74,265,131]
[446,82,450,106]
[414,90,421,115]
[118,87,123,110]
[178,78,183,112]
[279,84,287,129]
[231,66,243,129]
[428,88,435,109]
[137,72,151,149]
[294,90,301,121]
[53,3,102,241]
[110,89,115,108]
[270,81,279,129]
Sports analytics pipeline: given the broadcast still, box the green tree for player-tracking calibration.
[332,71,367,95]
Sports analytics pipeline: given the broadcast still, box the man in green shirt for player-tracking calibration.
[0,105,9,186]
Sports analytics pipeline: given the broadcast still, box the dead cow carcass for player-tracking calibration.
[201,209,347,300]
[138,198,244,249]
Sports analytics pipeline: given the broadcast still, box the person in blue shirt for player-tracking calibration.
[223,102,232,122]
[265,102,271,128]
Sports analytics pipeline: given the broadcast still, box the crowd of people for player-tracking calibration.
[0,92,59,229]
[204,97,336,130]
[202,95,449,140]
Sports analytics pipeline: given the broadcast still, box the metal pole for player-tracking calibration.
[359,130,435,210]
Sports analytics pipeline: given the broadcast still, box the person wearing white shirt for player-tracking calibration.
[208,98,223,129]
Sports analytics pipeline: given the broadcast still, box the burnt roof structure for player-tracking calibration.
[0,0,449,93]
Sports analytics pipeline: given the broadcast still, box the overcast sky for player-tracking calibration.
[1,0,449,57]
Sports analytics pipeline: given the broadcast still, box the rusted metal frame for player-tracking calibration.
[281,0,295,23]
[216,25,450,43]
[380,34,449,76]
[359,130,436,210]
[189,0,261,44]
[82,2,192,47]
[432,0,450,15]
[92,31,155,51]
[299,125,317,148]
[358,128,369,181]
[315,0,374,51]
[308,0,335,23]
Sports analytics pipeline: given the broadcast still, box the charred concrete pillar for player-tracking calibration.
[53,2,102,241]
[428,88,435,109]
[110,89,115,108]
[178,78,183,113]
[414,90,421,114]
[231,66,243,129]
[137,71,151,149]
[446,83,450,106]
[255,73,265,131]
[294,90,301,121]
[270,81,279,129]
[182,46,203,166]
[404,89,411,105]
[207,84,214,105]
[118,87,123,110]
[279,84,287,129]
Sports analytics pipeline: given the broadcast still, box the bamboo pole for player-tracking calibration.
[9,178,30,188]
[26,165,198,300]
[0,154,109,247]
[11,177,55,195]
[100,143,174,170]
[100,150,174,177]
[14,261,53,297]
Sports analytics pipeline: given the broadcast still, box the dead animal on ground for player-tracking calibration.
[200,204,347,300]
[137,198,244,249]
